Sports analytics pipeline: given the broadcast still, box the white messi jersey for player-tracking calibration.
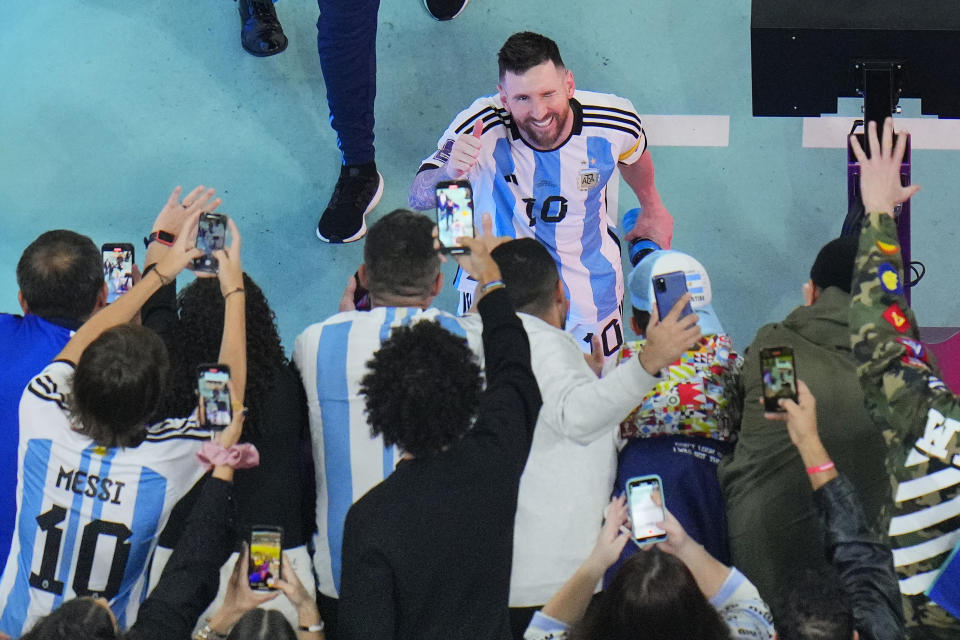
[293,307,483,598]
[421,90,646,346]
[0,361,209,637]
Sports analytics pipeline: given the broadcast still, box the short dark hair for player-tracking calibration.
[363,210,441,300]
[360,321,482,457]
[810,236,858,294]
[571,549,729,640]
[498,32,565,78]
[227,609,298,640]
[491,239,560,315]
[21,598,117,640]
[631,308,651,334]
[16,230,103,321]
[772,568,854,640]
[71,325,170,448]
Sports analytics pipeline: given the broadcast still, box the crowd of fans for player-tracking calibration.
[1,29,958,640]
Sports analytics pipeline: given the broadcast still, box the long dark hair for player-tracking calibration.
[571,549,731,640]
[226,609,298,640]
[20,598,117,640]
[157,273,286,439]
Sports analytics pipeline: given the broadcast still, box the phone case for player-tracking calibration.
[652,271,693,320]
[626,474,667,544]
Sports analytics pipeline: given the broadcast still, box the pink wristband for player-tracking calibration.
[197,441,260,470]
[806,461,836,475]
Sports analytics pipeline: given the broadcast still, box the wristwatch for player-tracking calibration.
[144,230,175,249]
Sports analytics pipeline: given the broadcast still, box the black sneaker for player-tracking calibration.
[423,0,470,21]
[316,165,384,243]
[238,0,288,57]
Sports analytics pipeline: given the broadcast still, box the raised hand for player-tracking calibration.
[214,217,244,297]
[443,118,484,179]
[849,118,921,216]
[151,185,222,235]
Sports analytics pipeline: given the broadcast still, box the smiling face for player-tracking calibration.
[498,60,576,150]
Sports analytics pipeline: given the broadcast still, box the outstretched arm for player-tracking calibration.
[56,210,205,364]
[620,151,673,248]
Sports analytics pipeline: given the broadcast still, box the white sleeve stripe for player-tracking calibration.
[144,432,210,442]
[889,494,960,536]
[895,467,960,502]
[898,569,939,595]
[893,530,960,567]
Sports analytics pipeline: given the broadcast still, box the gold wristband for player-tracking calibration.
[223,287,245,301]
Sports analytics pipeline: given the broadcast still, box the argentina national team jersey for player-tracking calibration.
[293,307,483,598]
[0,361,209,637]
[421,90,646,341]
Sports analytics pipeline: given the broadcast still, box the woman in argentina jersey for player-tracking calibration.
[0,209,246,637]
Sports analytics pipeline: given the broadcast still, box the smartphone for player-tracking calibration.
[249,526,283,591]
[435,180,475,254]
[196,363,232,429]
[192,212,228,273]
[352,270,371,311]
[759,346,798,412]
[101,243,135,304]
[652,271,693,321]
[626,474,667,544]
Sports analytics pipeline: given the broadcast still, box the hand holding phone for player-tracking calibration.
[626,475,667,545]
[197,364,232,429]
[652,271,693,322]
[759,347,798,412]
[102,243,135,304]
[249,526,283,591]
[436,180,475,254]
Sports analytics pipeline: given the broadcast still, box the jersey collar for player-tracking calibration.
[508,98,584,152]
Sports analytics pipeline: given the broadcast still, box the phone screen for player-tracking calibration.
[102,245,135,304]
[193,213,227,273]
[436,181,475,253]
[249,527,282,591]
[760,347,798,412]
[197,365,231,429]
[652,271,693,321]
[627,476,666,543]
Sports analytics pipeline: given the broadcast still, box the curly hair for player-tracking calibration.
[72,325,169,448]
[155,273,286,439]
[570,549,730,640]
[359,320,482,458]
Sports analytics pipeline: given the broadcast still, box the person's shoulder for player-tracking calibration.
[296,309,390,345]
[575,89,638,110]
[445,94,511,136]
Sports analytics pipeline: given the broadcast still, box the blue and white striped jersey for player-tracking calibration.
[0,361,209,637]
[421,90,646,355]
[293,307,483,598]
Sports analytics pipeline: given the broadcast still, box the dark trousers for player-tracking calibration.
[316,0,379,165]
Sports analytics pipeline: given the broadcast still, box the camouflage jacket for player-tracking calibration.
[851,211,960,634]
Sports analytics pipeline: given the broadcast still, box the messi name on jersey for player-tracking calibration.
[55,466,125,504]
